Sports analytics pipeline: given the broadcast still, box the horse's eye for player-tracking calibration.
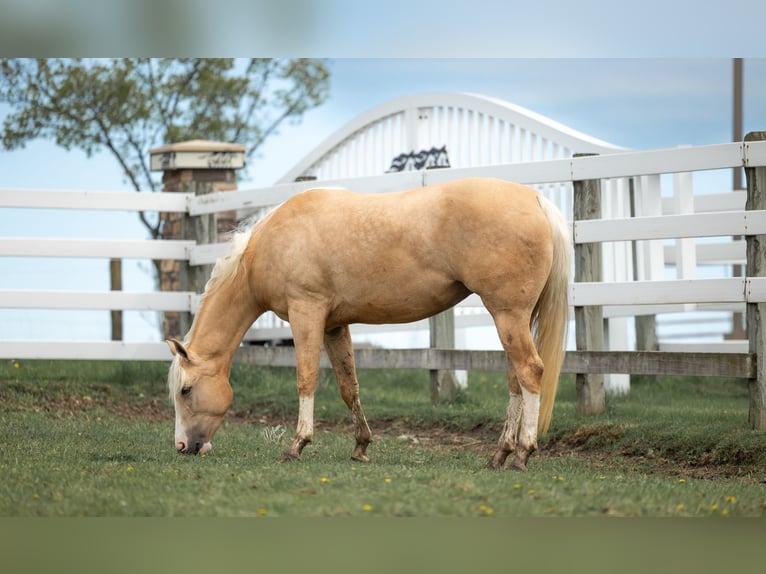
[180,386,192,397]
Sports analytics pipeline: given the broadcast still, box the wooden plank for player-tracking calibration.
[0,237,194,260]
[0,188,190,212]
[0,341,173,361]
[571,278,748,306]
[232,346,755,379]
[572,143,743,181]
[233,346,511,371]
[0,290,193,311]
[574,210,766,243]
[562,351,755,378]
[189,242,230,266]
[0,340,754,381]
[660,340,749,353]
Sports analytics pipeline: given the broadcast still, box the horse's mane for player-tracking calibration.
[202,206,284,301]
[201,225,253,301]
[168,221,256,399]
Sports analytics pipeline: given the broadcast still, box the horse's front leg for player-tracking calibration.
[281,311,325,462]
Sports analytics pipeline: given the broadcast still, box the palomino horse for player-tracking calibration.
[167,177,571,471]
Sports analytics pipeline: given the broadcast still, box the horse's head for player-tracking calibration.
[166,339,233,455]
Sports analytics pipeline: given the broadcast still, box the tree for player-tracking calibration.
[0,58,330,340]
[0,58,330,238]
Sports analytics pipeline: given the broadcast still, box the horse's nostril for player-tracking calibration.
[176,441,186,452]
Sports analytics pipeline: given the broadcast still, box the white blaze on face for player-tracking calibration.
[174,407,188,451]
[174,408,213,454]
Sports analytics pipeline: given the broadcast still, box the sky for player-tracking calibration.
[2,57,766,345]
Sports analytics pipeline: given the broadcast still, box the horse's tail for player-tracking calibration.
[533,195,571,435]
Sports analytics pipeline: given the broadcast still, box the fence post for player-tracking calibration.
[110,258,123,340]
[429,310,458,403]
[150,140,246,339]
[573,153,606,416]
[745,131,766,429]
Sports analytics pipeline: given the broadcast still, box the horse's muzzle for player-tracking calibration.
[176,440,211,455]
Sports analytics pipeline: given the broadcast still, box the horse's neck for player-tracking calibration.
[186,270,261,362]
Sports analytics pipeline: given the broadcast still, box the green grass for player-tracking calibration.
[1,358,765,517]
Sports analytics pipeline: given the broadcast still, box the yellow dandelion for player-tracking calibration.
[557,476,564,481]
[528,489,536,495]
[721,508,730,517]
[598,475,606,480]
[33,493,40,500]
[678,478,686,484]
[321,476,329,483]
[513,483,521,489]
[13,361,20,369]
[483,507,494,516]
[710,503,719,511]
[384,477,392,484]
[126,465,134,472]
[726,496,737,504]
[362,504,373,512]
[257,508,267,516]
[676,503,685,511]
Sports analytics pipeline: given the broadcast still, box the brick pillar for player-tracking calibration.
[150,140,246,339]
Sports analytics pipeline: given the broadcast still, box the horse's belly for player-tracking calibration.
[329,281,470,327]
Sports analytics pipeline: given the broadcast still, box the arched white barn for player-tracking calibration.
[279,92,623,184]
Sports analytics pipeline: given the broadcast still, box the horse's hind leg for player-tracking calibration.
[487,309,544,471]
[324,325,372,462]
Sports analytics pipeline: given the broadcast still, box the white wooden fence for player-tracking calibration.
[1,138,764,357]
[3,135,766,426]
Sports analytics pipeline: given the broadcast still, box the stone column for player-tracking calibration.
[150,139,246,339]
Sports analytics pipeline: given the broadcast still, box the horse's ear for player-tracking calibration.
[166,338,190,362]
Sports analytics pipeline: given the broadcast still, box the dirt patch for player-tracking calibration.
[0,384,172,422]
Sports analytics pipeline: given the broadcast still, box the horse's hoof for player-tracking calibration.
[280,451,301,463]
[351,453,371,463]
[486,449,510,470]
[508,453,529,472]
